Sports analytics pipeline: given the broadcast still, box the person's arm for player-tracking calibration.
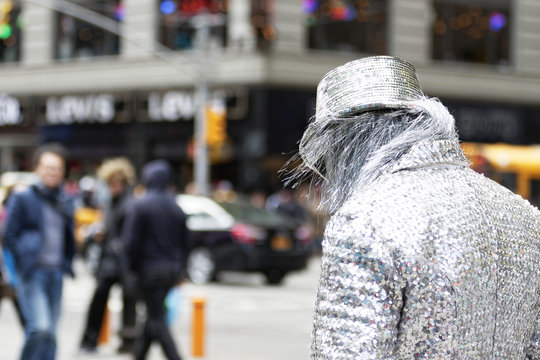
[175,206,190,280]
[311,220,402,359]
[2,194,23,257]
[180,210,190,254]
[122,204,143,273]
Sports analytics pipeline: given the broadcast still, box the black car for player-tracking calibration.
[176,195,313,285]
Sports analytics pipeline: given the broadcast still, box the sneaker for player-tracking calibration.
[78,345,98,355]
[117,342,134,354]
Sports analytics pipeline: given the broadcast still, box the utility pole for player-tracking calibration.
[192,12,224,196]
[193,13,210,196]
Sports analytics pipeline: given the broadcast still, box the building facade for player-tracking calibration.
[1,0,540,191]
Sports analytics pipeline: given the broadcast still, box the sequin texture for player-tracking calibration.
[315,56,424,122]
[311,140,540,359]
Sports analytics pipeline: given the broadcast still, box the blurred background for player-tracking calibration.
[0,0,539,201]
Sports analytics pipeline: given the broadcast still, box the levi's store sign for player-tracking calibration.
[39,88,246,125]
[146,89,247,122]
[0,93,22,126]
[148,91,197,122]
[44,92,198,125]
[46,94,115,124]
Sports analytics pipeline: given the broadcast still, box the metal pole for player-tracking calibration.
[193,15,211,196]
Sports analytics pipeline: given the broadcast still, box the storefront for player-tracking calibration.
[4,87,538,193]
[445,100,540,144]
[0,87,301,193]
[34,88,249,190]
[0,93,37,172]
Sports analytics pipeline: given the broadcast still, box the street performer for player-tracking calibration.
[291,56,540,359]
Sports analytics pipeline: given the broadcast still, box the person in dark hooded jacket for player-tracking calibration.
[123,159,188,360]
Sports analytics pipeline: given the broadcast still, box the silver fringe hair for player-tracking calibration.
[283,97,459,214]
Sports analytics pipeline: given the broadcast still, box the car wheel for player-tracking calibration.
[187,248,216,284]
[264,269,286,285]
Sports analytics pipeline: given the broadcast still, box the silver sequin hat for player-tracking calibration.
[315,56,424,122]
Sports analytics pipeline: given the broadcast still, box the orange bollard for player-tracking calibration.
[97,306,110,345]
[192,298,206,357]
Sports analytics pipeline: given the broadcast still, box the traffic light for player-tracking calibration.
[205,99,227,148]
[0,0,13,40]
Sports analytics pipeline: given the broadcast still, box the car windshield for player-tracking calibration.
[218,201,287,227]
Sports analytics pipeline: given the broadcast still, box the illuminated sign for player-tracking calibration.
[148,91,197,122]
[159,0,224,16]
[0,93,22,126]
[147,89,246,122]
[46,94,115,124]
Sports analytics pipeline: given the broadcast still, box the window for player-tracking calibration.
[251,0,275,52]
[304,0,388,54]
[0,0,22,63]
[158,0,228,50]
[432,0,511,66]
[55,0,122,59]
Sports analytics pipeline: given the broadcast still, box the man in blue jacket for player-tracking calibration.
[3,143,75,360]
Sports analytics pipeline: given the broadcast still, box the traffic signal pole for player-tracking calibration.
[193,14,211,196]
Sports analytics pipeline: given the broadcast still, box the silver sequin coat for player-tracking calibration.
[311,140,540,359]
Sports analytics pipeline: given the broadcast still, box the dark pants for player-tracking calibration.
[80,274,137,349]
[134,265,182,360]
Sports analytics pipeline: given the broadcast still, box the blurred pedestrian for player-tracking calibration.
[266,189,307,224]
[292,56,540,358]
[123,160,189,360]
[3,143,75,360]
[79,157,138,354]
[0,185,26,328]
[248,190,267,209]
[212,179,236,202]
[0,241,23,322]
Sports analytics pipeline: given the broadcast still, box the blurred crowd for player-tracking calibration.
[0,143,325,360]
[1,163,326,260]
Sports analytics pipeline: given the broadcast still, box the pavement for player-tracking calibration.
[0,255,322,360]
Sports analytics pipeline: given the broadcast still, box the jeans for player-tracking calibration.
[17,267,63,360]
[134,264,182,360]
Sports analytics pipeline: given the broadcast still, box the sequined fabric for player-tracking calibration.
[315,56,424,122]
[311,140,540,359]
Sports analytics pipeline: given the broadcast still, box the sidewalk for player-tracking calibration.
[0,256,320,360]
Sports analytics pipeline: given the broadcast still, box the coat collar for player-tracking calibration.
[389,140,470,174]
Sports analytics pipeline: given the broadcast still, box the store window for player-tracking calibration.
[432,0,511,66]
[303,0,387,54]
[55,0,122,60]
[251,0,275,52]
[0,0,22,63]
[158,0,228,50]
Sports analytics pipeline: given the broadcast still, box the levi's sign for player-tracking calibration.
[148,91,197,122]
[0,93,22,126]
[46,94,115,124]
